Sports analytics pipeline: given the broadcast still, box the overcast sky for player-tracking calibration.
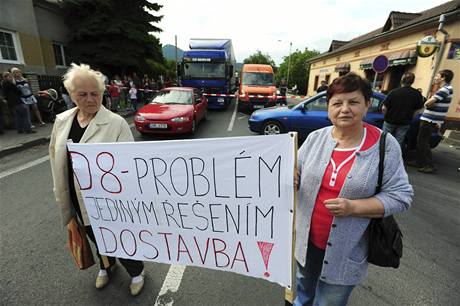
[154,0,448,65]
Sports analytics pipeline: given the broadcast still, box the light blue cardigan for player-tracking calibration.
[295,126,413,285]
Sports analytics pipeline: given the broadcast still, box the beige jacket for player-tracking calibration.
[49,106,134,227]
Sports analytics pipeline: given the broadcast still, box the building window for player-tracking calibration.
[53,43,66,67]
[380,43,390,51]
[0,30,22,63]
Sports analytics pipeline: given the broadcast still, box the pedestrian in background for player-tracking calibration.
[108,80,120,111]
[129,84,138,111]
[279,78,288,106]
[409,69,454,173]
[1,71,35,134]
[11,67,46,127]
[49,63,145,296]
[382,72,424,149]
[60,85,75,110]
[316,80,328,93]
[294,73,412,306]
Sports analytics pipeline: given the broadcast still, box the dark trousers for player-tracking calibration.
[14,103,32,132]
[416,120,437,168]
[84,225,144,277]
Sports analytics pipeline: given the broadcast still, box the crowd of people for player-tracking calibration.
[0,68,174,135]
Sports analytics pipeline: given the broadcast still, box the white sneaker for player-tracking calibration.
[129,269,145,296]
[95,264,117,289]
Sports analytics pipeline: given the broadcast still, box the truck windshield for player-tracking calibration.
[184,63,226,78]
[151,90,192,104]
[242,72,274,86]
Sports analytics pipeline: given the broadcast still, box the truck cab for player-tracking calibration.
[238,64,277,113]
[178,39,235,110]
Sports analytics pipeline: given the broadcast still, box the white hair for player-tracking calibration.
[62,63,105,93]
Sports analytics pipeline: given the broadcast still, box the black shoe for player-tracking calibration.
[25,130,37,134]
[418,166,436,174]
[405,160,419,167]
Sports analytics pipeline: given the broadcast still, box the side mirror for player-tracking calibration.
[300,103,307,112]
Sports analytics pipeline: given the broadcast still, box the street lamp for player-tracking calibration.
[277,40,293,87]
[287,42,292,88]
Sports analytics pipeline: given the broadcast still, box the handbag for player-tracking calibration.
[367,132,403,268]
[67,218,95,270]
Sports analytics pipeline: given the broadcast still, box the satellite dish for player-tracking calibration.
[416,36,440,58]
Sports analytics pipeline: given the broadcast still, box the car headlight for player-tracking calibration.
[171,116,190,122]
[135,115,145,122]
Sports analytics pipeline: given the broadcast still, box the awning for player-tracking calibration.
[388,49,417,66]
[359,49,417,70]
[359,58,374,70]
[335,62,350,72]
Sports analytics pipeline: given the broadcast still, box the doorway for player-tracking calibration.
[388,66,406,91]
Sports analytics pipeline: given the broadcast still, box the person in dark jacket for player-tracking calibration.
[382,72,424,149]
[316,80,328,93]
[1,71,35,134]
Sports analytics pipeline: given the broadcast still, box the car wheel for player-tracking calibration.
[262,120,284,135]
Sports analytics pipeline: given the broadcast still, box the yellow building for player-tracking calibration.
[307,1,460,128]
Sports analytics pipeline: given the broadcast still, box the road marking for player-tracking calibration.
[154,265,186,306]
[0,155,50,180]
[0,123,136,180]
[227,99,239,131]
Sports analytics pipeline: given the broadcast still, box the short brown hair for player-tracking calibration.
[401,72,415,86]
[326,72,372,103]
[439,69,454,83]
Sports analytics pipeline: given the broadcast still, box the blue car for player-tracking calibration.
[248,91,442,147]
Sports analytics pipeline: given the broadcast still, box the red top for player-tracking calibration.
[309,123,381,250]
[108,84,120,97]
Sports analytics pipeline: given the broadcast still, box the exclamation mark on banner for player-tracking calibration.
[257,241,274,277]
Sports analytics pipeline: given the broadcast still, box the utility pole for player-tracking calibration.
[175,35,178,84]
[287,42,292,88]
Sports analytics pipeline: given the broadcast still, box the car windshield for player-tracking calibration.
[184,63,225,78]
[242,72,274,86]
[151,90,192,104]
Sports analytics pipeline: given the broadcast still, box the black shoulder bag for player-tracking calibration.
[367,132,403,268]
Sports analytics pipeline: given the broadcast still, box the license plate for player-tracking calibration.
[253,105,264,109]
[149,123,168,129]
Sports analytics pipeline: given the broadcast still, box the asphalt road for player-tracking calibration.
[1,98,459,306]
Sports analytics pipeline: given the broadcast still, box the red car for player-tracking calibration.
[134,87,208,135]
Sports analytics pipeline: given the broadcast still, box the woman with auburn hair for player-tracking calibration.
[294,73,413,305]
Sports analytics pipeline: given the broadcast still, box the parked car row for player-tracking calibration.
[248,90,442,148]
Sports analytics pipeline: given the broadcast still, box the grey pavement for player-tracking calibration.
[1,101,460,305]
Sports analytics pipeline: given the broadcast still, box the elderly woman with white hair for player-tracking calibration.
[49,63,145,296]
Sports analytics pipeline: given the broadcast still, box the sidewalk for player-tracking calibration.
[0,110,134,158]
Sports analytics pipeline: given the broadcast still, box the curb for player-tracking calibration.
[0,136,51,158]
[0,111,135,159]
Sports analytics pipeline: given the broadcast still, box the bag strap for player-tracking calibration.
[375,132,387,194]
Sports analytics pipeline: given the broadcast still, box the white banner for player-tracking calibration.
[68,134,295,287]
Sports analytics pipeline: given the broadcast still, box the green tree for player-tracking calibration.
[61,0,165,77]
[276,48,320,94]
[243,50,276,67]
